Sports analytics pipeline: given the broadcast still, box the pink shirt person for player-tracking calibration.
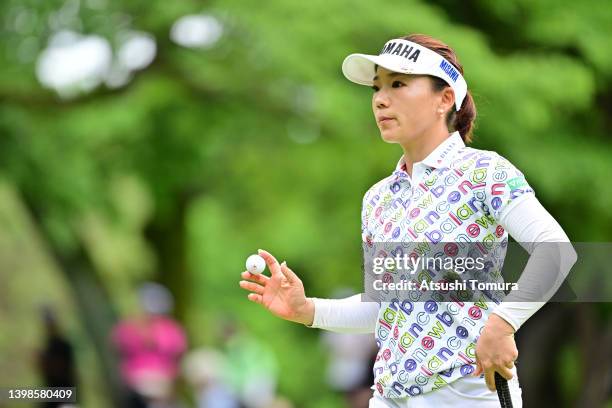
[112,283,187,399]
[113,315,187,387]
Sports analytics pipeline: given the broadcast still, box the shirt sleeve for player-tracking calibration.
[361,186,375,242]
[491,194,578,331]
[482,153,535,221]
[309,295,379,333]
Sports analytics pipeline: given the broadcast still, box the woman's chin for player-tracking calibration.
[379,130,401,143]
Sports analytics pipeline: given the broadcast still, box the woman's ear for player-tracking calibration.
[440,86,456,113]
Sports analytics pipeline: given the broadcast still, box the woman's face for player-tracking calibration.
[371,67,445,144]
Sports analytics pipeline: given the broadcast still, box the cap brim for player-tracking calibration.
[342,53,425,86]
[342,54,380,86]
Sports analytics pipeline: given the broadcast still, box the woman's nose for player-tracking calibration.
[374,90,390,109]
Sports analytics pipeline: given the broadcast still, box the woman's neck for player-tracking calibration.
[400,127,451,175]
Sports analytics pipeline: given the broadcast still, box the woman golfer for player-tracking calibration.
[239,34,576,407]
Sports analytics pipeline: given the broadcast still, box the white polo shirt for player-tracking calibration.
[361,131,534,398]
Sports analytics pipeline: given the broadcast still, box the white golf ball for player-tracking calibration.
[246,254,266,274]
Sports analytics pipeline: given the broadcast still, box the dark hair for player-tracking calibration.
[402,34,477,143]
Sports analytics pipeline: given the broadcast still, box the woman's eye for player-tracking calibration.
[371,85,380,92]
[392,80,404,88]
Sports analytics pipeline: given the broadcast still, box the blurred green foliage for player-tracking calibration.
[0,0,610,407]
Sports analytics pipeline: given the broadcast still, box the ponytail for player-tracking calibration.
[402,34,477,143]
[451,91,476,143]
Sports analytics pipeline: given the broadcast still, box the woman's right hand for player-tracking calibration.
[239,249,314,326]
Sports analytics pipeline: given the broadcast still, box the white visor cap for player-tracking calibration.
[342,39,467,111]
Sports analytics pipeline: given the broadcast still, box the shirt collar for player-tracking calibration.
[394,131,465,173]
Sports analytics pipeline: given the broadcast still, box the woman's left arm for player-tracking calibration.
[474,193,578,390]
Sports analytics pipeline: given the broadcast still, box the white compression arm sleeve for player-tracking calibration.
[309,196,577,334]
[492,194,578,331]
[309,294,379,333]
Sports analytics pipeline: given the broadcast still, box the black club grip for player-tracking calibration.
[495,372,513,408]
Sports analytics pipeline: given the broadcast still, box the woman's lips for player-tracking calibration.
[378,116,395,125]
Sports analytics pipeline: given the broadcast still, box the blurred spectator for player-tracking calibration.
[182,348,240,408]
[222,321,278,408]
[111,282,187,408]
[321,290,378,408]
[37,306,78,408]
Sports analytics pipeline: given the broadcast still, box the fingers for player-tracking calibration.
[473,355,483,377]
[257,249,281,277]
[239,280,264,296]
[280,261,300,283]
[484,370,495,391]
[247,293,264,305]
[481,364,514,391]
[473,361,483,377]
[241,270,269,285]
[496,365,514,380]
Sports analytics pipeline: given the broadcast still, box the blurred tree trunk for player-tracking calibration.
[575,304,612,408]
[22,196,129,407]
[517,303,612,408]
[515,303,568,408]
[54,247,129,407]
[144,190,194,323]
